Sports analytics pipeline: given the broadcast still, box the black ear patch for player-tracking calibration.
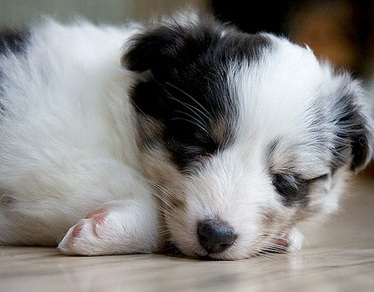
[122,25,183,74]
[332,91,374,172]
[121,16,224,79]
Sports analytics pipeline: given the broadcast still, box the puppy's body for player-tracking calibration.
[0,12,372,260]
[0,20,155,247]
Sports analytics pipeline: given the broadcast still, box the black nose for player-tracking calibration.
[197,219,237,254]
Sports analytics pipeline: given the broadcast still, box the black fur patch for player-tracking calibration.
[307,90,373,173]
[0,28,30,117]
[124,16,270,170]
[0,28,29,55]
[332,93,372,171]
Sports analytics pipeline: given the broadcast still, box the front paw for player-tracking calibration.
[262,227,304,254]
[280,227,304,252]
[58,201,158,256]
[58,207,109,255]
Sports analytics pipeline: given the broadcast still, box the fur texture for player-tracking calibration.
[0,12,373,260]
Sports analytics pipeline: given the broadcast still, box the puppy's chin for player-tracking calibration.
[167,220,302,261]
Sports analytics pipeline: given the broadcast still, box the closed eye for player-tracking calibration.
[272,173,328,206]
[272,172,328,207]
[272,173,307,201]
[308,173,329,183]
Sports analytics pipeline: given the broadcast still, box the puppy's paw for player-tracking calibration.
[264,227,304,254]
[58,200,158,256]
[279,227,304,252]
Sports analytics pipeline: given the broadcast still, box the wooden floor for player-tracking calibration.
[1,174,374,292]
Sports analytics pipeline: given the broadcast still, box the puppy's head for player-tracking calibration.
[122,13,373,260]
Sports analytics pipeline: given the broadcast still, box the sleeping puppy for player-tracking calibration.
[0,11,373,260]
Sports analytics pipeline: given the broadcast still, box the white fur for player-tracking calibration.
[0,20,149,246]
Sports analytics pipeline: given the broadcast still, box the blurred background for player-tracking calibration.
[1,0,373,175]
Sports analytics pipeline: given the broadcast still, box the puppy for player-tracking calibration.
[0,11,373,260]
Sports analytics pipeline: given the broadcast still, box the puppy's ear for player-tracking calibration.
[122,25,183,74]
[332,79,374,172]
[121,16,221,79]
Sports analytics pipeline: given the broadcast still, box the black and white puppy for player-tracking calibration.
[0,11,373,260]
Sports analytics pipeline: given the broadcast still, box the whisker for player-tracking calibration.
[171,115,211,136]
[165,93,211,130]
[164,82,213,119]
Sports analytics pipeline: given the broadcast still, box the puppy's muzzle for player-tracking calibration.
[197,219,237,254]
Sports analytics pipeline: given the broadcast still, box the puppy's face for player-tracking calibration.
[123,15,373,260]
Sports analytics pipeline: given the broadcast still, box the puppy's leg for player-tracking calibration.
[0,157,155,247]
[58,199,159,255]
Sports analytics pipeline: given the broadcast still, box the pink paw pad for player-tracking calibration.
[72,223,83,238]
[276,237,289,248]
[85,208,108,224]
